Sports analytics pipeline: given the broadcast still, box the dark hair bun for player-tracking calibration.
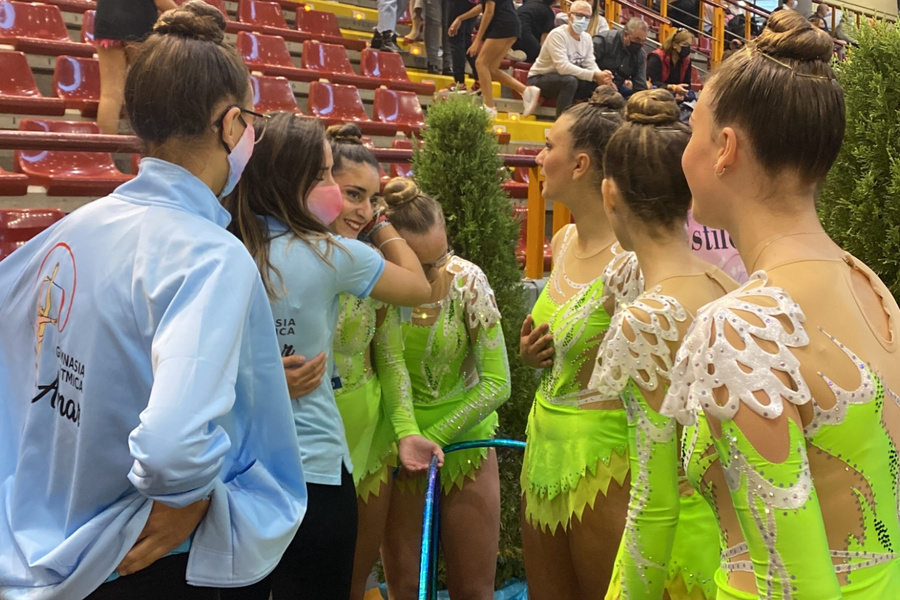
[755,10,833,62]
[154,1,226,43]
[625,89,680,125]
[326,123,364,145]
[383,177,420,207]
[588,84,626,111]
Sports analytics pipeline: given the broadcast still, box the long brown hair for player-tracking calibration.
[562,85,625,184]
[604,90,692,231]
[706,10,844,185]
[223,112,343,298]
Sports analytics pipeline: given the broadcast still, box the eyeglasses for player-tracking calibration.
[216,105,271,145]
[421,248,454,272]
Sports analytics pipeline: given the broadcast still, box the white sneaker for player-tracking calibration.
[483,104,498,120]
[506,49,527,62]
[522,85,540,118]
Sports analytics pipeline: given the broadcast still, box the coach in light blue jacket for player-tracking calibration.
[0,3,306,599]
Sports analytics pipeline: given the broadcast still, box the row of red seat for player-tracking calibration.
[0,0,363,57]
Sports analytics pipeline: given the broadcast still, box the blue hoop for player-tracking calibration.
[417,439,527,600]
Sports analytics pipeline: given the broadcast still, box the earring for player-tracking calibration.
[714,165,727,178]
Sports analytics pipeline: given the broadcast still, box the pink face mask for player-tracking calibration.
[307,184,344,225]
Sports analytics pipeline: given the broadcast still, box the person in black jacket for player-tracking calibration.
[593,18,648,97]
[512,0,556,63]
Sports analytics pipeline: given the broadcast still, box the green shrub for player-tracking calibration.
[412,94,539,586]
[819,19,900,298]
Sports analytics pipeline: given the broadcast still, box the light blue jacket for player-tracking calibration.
[0,158,307,599]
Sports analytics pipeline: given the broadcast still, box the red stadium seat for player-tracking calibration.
[295,10,365,51]
[389,138,413,179]
[301,40,377,88]
[0,50,67,115]
[0,1,94,57]
[0,167,30,197]
[14,119,132,196]
[696,36,712,56]
[238,0,306,40]
[359,49,435,95]
[52,55,100,117]
[42,0,95,13]
[250,74,302,113]
[513,204,551,271]
[372,88,424,135]
[502,146,540,199]
[690,66,703,91]
[0,208,66,260]
[307,81,397,136]
[80,8,93,42]
[237,31,320,82]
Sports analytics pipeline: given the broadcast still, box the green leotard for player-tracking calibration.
[334,294,420,501]
[522,230,642,532]
[591,287,724,600]
[400,256,511,493]
[664,272,900,599]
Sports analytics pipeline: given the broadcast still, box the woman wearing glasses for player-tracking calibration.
[222,115,434,598]
[378,177,512,600]
[0,3,305,599]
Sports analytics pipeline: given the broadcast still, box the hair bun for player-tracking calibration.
[754,10,834,62]
[383,177,420,207]
[587,84,626,112]
[625,89,680,125]
[326,123,364,145]
[153,1,226,43]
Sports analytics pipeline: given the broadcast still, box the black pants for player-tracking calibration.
[447,0,476,83]
[512,29,542,63]
[86,553,271,600]
[527,72,598,116]
[269,465,358,600]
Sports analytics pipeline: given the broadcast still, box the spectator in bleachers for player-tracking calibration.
[424,0,453,73]
[0,3,307,598]
[512,0,557,63]
[646,27,693,99]
[223,113,433,599]
[94,0,177,134]
[373,0,404,52]
[667,0,699,32]
[525,1,613,117]
[586,0,611,35]
[467,0,523,118]
[444,0,479,91]
[593,17,649,97]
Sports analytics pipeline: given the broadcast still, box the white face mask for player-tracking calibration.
[571,16,589,35]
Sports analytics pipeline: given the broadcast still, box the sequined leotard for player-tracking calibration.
[400,256,511,492]
[590,269,735,600]
[664,256,900,599]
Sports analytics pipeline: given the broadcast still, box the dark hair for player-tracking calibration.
[604,90,692,230]
[223,112,341,298]
[382,177,445,235]
[560,85,625,181]
[125,1,250,146]
[326,123,381,176]
[707,10,844,185]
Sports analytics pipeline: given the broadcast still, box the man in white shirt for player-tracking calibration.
[522,0,612,117]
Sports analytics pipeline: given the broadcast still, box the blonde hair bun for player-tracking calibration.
[755,10,834,62]
[625,89,680,126]
[383,177,420,207]
[153,1,226,43]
